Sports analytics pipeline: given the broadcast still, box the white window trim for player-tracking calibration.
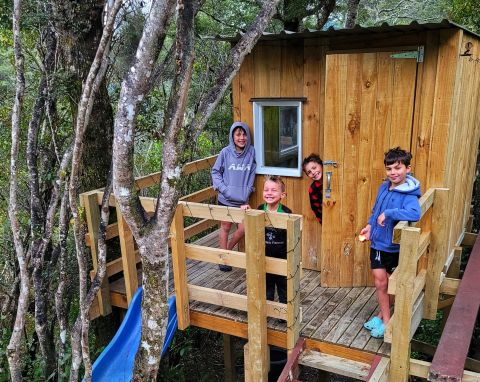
[253,100,303,177]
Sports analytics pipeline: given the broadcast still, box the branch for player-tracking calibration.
[113,0,176,237]
[67,1,124,380]
[187,0,282,143]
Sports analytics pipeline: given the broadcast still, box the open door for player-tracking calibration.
[321,51,419,287]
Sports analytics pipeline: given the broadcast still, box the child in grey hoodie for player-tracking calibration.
[211,122,256,271]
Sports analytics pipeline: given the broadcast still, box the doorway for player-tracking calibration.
[321,51,419,287]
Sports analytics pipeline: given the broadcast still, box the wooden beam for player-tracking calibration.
[424,188,449,319]
[389,227,420,380]
[440,277,460,295]
[116,207,138,304]
[183,219,218,240]
[180,201,302,229]
[85,222,119,246]
[182,154,218,175]
[462,232,477,247]
[179,186,216,203]
[437,296,455,309]
[187,284,286,319]
[418,188,436,218]
[223,334,236,382]
[384,292,424,343]
[287,217,302,354]
[429,233,480,382]
[185,244,287,275]
[133,155,218,190]
[299,349,371,380]
[366,356,390,382]
[90,250,141,280]
[171,204,190,329]
[82,192,111,316]
[244,210,268,381]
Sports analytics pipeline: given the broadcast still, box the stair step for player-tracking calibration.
[298,349,371,381]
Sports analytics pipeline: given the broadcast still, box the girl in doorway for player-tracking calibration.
[302,154,323,224]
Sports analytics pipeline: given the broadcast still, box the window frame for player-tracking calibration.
[253,99,303,177]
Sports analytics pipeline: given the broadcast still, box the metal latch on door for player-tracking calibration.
[323,160,338,199]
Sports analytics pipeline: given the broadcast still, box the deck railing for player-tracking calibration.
[372,188,449,381]
[171,201,303,381]
[82,155,218,318]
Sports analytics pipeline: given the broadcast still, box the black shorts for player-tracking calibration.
[370,248,399,274]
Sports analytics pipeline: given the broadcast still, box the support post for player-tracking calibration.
[223,334,236,382]
[245,209,268,381]
[82,192,111,315]
[424,188,449,319]
[389,227,420,381]
[287,217,301,354]
[171,204,190,329]
[116,205,138,304]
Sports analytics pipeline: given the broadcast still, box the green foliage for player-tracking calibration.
[449,0,480,33]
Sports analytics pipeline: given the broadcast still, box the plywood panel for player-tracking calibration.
[340,53,362,286]
[323,54,348,286]
[302,38,325,271]
[281,41,304,217]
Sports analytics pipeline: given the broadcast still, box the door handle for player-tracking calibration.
[325,171,332,199]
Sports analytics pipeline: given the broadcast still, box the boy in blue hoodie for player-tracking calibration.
[359,147,421,338]
[212,122,256,271]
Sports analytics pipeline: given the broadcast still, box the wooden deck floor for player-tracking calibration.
[184,230,389,358]
[110,230,390,358]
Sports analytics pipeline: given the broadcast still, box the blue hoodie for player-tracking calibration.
[368,175,421,252]
[211,122,256,207]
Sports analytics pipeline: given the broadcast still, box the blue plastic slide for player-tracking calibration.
[88,287,177,381]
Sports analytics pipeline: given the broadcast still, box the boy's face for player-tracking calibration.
[263,180,285,207]
[385,161,411,187]
[304,161,323,181]
[232,128,247,151]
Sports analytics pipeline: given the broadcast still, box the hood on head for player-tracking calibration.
[229,121,251,154]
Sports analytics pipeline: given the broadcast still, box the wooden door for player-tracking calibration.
[321,52,418,287]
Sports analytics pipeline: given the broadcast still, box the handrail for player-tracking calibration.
[386,188,449,381]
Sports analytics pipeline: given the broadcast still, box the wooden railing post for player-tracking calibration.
[82,192,111,316]
[287,216,301,354]
[244,209,268,382]
[424,188,449,319]
[171,204,190,329]
[116,206,138,304]
[389,226,420,381]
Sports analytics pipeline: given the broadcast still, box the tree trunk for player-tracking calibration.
[51,0,114,191]
[7,1,28,380]
[345,0,361,28]
[112,0,281,379]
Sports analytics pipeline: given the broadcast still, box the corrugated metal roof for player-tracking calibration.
[214,19,480,42]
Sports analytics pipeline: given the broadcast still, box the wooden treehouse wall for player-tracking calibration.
[443,32,480,251]
[232,28,480,277]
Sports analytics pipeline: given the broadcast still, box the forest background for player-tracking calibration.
[0,0,479,381]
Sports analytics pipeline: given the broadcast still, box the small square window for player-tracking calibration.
[253,100,303,177]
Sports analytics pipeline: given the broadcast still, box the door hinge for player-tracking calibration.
[390,46,424,63]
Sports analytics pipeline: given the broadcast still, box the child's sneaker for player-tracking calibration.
[370,323,385,338]
[363,316,382,331]
[219,265,232,272]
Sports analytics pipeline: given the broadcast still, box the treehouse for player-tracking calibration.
[83,20,480,382]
